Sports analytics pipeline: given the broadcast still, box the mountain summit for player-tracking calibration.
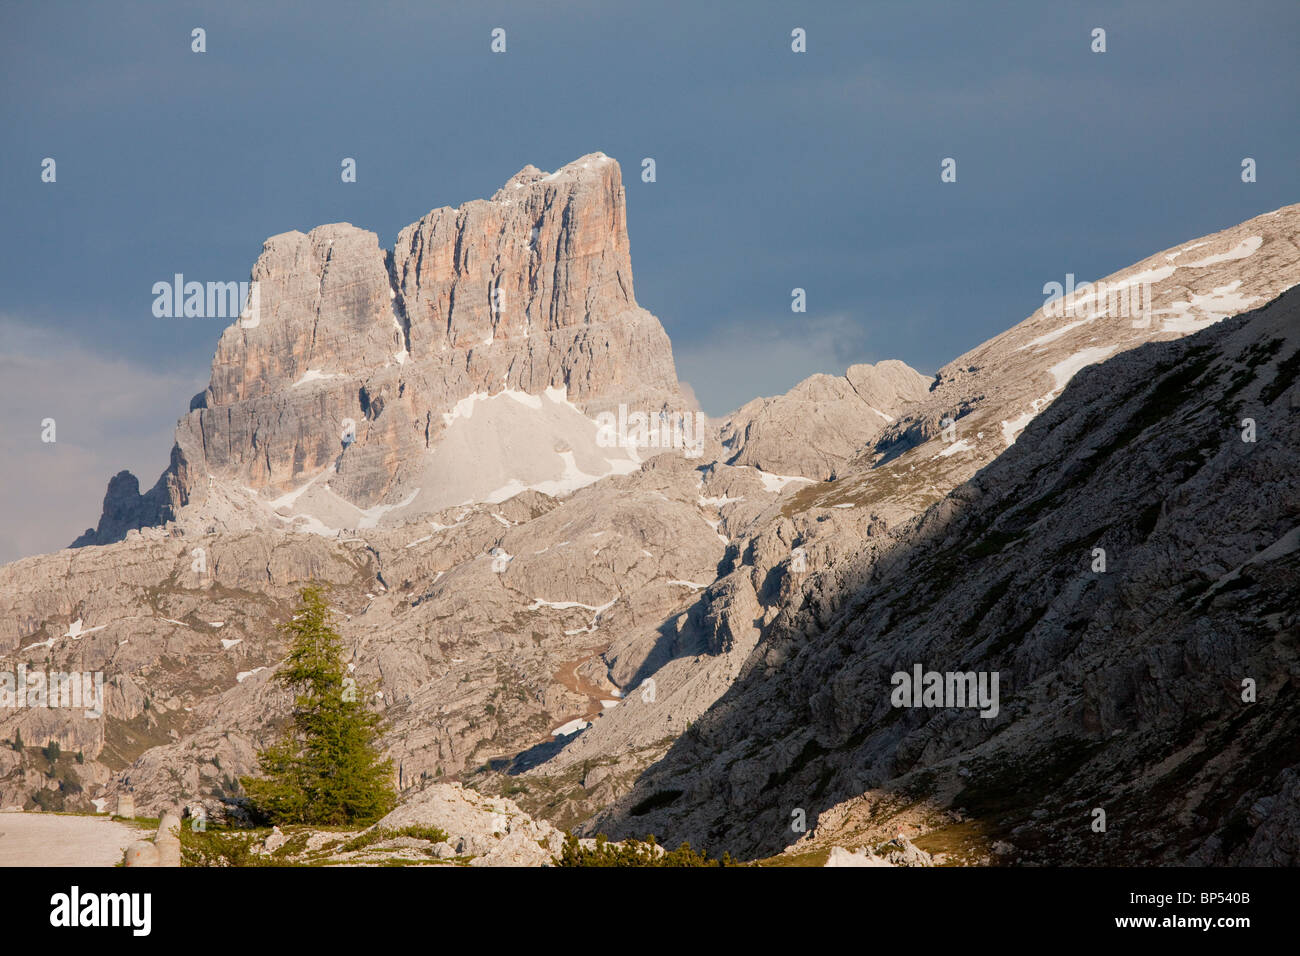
[74,154,686,545]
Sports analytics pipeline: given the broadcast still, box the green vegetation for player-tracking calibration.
[553,832,734,867]
[753,847,831,867]
[180,828,272,867]
[387,823,450,843]
[240,584,396,827]
[340,823,450,852]
[177,822,458,867]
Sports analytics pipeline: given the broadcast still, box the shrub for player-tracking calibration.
[553,832,734,867]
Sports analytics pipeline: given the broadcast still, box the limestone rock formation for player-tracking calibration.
[71,471,170,549]
[375,782,562,866]
[719,360,932,480]
[73,153,687,545]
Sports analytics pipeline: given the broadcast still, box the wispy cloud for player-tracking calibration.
[674,312,907,418]
[0,316,204,563]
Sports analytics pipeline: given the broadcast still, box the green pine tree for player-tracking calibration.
[241,584,396,826]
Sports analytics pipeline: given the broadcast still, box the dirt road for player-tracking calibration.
[0,812,140,866]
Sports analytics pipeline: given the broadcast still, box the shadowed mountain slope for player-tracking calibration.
[588,287,1300,865]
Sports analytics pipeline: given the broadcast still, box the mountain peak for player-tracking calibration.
[74,154,683,545]
[493,152,616,200]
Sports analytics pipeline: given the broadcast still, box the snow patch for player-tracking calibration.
[1000,411,1035,447]
[552,719,590,737]
[293,369,340,387]
[1181,236,1262,269]
[1250,525,1300,563]
[63,619,108,640]
[699,494,743,507]
[529,596,617,614]
[1151,282,1260,333]
[1049,346,1118,391]
[752,468,814,493]
[1019,318,1093,350]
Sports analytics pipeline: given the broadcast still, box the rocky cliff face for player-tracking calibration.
[73,153,685,546]
[5,165,1298,865]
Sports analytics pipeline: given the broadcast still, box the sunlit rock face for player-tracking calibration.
[75,154,688,542]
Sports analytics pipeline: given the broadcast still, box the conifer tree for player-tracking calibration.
[241,584,396,825]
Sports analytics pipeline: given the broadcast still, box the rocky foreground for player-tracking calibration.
[113,782,934,867]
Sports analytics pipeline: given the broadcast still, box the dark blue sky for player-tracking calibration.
[1,0,1297,560]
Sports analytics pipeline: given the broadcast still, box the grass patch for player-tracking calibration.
[753,847,831,867]
[340,824,449,852]
[553,832,734,867]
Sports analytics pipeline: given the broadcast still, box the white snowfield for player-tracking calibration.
[63,619,107,639]
[242,386,656,536]
[201,379,818,541]
[997,346,1117,449]
[752,468,814,493]
[1152,282,1260,333]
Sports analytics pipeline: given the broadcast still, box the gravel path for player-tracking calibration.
[0,812,141,866]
